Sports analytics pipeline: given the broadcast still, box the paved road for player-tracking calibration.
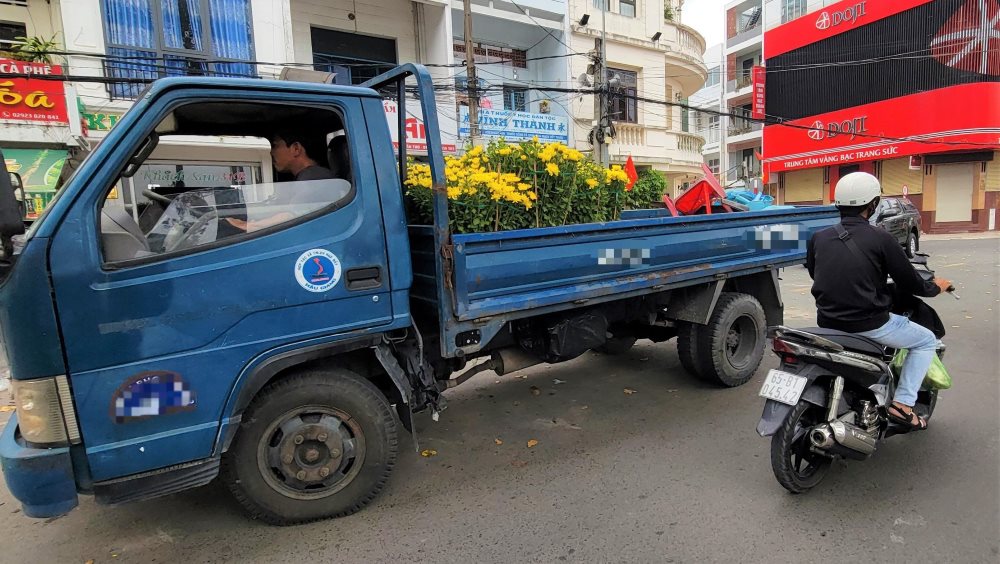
[0,238,997,563]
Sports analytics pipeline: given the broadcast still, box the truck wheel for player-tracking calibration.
[597,336,637,355]
[695,292,766,387]
[905,231,918,258]
[676,322,703,379]
[221,369,398,525]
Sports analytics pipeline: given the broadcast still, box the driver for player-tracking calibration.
[226,129,335,232]
[805,172,951,431]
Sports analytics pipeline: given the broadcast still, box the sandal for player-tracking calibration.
[888,402,928,431]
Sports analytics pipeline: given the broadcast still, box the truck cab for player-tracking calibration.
[0,70,425,521]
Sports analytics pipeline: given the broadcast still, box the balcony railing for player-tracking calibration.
[615,123,646,146]
[697,127,721,144]
[729,120,762,136]
[727,22,761,46]
[677,132,705,154]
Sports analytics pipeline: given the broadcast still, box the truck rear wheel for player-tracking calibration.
[695,292,766,387]
[221,369,398,525]
[676,322,703,379]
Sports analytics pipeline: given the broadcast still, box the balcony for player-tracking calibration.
[729,120,762,137]
[614,123,646,146]
[676,132,705,162]
[726,23,762,48]
[662,23,709,95]
[698,127,721,145]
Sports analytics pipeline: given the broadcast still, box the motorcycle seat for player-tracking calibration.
[797,327,887,357]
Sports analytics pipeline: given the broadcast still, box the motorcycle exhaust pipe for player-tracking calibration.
[809,421,876,458]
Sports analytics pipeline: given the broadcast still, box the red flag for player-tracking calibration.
[624,155,638,191]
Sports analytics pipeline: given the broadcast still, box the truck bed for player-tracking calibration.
[410,206,839,357]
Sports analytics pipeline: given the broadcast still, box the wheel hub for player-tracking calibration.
[259,409,365,499]
[277,421,346,486]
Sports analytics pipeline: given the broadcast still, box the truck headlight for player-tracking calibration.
[12,376,81,447]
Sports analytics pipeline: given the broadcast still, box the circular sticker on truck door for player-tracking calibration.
[295,249,342,292]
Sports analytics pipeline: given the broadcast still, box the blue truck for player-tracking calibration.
[0,65,838,524]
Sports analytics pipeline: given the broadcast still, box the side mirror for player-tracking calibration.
[9,172,25,220]
[881,208,899,218]
[0,154,27,240]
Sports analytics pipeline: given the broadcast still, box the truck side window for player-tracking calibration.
[99,102,354,265]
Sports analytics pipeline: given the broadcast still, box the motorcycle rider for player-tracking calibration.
[805,172,951,431]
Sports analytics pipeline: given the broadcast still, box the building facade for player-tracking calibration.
[762,0,1000,233]
[568,0,709,194]
[0,0,85,219]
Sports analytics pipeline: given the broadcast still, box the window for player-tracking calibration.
[101,0,256,99]
[99,102,353,264]
[708,158,720,174]
[503,86,527,112]
[705,66,720,88]
[607,68,637,123]
[313,28,396,85]
[619,0,636,18]
[593,0,610,10]
[0,21,26,51]
[781,0,807,23]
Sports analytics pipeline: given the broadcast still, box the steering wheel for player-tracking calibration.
[142,189,173,206]
[163,210,218,253]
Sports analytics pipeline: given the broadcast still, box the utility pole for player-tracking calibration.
[592,2,609,167]
[463,0,479,142]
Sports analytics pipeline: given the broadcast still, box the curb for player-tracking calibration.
[921,232,1000,241]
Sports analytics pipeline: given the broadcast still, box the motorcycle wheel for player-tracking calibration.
[771,399,833,494]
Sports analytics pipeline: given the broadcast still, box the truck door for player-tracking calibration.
[46,92,394,481]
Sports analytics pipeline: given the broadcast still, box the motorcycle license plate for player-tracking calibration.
[759,369,808,406]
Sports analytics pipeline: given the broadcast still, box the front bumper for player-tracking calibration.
[0,413,78,518]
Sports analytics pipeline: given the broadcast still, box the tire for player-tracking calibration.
[676,322,703,379]
[905,230,918,258]
[695,292,767,387]
[770,399,833,494]
[221,369,398,525]
[597,336,638,355]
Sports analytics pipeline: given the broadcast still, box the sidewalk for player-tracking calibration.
[922,231,1000,241]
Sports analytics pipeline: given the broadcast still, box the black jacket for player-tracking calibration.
[806,216,940,333]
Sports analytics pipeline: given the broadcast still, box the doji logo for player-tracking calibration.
[807,120,826,140]
[806,117,869,141]
[815,2,867,30]
[930,0,1000,77]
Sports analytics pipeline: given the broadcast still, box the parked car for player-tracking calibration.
[871,196,921,257]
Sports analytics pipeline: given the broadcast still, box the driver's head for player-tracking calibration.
[270,129,320,176]
[834,172,881,218]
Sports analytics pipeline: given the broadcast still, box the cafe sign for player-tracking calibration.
[0,59,69,125]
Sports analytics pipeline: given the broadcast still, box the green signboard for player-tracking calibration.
[3,148,68,219]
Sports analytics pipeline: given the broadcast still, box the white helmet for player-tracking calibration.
[834,172,881,207]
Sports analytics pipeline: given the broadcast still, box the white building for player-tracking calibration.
[689,42,723,183]
[721,0,763,189]
[567,0,708,193]
[0,0,586,218]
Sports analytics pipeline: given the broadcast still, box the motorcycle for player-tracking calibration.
[756,253,954,493]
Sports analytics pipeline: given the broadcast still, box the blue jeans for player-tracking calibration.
[857,313,937,406]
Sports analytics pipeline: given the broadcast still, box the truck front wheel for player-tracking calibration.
[695,292,766,387]
[222,368,398,525]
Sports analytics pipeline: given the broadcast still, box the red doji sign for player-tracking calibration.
[751,65,766,120]
[0,59,68,125]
